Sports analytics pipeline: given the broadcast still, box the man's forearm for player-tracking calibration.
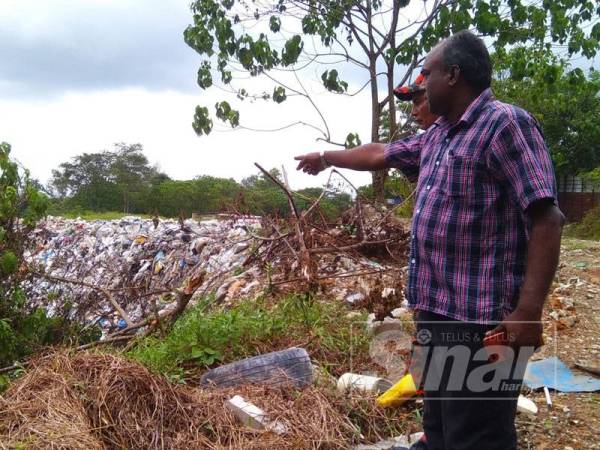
[324,143,387,171]
[516,203,565,318]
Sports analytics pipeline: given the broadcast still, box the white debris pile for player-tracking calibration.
[23,212,408,335]
[23,215,260,331]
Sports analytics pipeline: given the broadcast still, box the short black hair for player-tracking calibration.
[442,31,492,92]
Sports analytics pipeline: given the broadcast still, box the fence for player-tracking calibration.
[557,175,600,222]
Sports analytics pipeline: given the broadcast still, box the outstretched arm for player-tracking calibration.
[295,143,387,175]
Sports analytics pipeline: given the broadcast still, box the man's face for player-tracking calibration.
[421,45,452,117]
[411,91,438,129]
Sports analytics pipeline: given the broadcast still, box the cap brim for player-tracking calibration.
[393,90,416,101]
[393,86,425,101]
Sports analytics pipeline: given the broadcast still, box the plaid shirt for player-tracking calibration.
[385,88,557,323]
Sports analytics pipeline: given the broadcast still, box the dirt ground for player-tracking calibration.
[516,238,600,450]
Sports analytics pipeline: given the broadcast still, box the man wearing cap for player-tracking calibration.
[295,30,564,450]
[294,74,437,177]
[394,73,439,130]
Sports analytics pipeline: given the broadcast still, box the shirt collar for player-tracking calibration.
[458,88,494,125]
[435,88,495,129]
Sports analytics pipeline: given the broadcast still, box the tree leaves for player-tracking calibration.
[344,132,361,149]
[184,0,600,153]
[215,101,240,128]
[269,16,281,33]
[272,86,287,104]
[494,55,600,175]
[0,250,17,275]
[197,62,213,89]
[321,69,348,93]
[193,106,213,136]
[281,35,303,66]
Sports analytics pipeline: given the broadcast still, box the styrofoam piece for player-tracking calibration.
[391,307,409,318]
[337,373,392,394]
[225,395,287,434]
[517,394,538,415]
[346,293,365,304]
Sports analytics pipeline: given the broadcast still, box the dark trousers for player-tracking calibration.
[414,311,526,450]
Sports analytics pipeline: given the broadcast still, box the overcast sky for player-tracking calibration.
[0,0,379,191]
[2,1,597,192]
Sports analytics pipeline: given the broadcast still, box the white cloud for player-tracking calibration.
[1,85,374,190]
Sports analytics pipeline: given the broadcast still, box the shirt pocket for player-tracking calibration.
[444,155,477,198]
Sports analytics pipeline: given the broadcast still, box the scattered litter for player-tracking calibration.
[376,373,417,408]
[346,292,365,304]
[24,215,261,333]
[517,395,538,415]
[0,351,357,450]
[337,373,392,394]
[24,211,409,336]
[391,307,409,318]
[200,347,314,389]
[351,432,424,450]
[524,357,600,392]
[544,386,553,409]
[226,394,288,434]
[367,317,404,336]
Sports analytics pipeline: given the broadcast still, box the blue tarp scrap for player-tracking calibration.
[523,356,600,392]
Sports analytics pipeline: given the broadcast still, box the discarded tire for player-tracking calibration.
[200,347,314,388]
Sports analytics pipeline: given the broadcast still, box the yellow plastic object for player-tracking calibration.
[376,373,417,408]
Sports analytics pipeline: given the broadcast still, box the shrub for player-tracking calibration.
[565,205,600,241]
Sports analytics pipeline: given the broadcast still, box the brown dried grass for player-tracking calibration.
[0,351,363,449]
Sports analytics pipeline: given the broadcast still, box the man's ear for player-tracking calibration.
[447,64,460,87]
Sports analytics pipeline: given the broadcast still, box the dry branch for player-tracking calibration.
[31,269,134,327]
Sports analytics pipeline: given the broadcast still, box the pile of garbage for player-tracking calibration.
[23,216,259,331]
[23,211,409,336]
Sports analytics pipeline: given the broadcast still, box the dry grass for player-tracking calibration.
[0,351,382,450]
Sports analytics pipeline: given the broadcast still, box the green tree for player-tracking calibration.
[296,187,352,220]
[50,144,168,213]
[241,168,290,216]
[0,143,99,369]
[111,143,161,213]
[493,49,600,175]
[185,0,600,200]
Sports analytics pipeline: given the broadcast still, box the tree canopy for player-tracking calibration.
[50,143,169,213]
[48,147,352,220]
[184,0,600,198]
[493,48,600,175]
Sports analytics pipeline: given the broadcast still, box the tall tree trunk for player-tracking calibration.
[369,59,387,203]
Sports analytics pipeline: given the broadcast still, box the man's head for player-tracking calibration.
[394,74,439,129]
[422,31,492,117]
[411,91,438,129]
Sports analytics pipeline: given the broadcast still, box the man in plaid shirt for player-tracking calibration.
[295,31,565,450]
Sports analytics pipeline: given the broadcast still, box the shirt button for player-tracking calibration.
[416,208,421,214]
[426,185,431,190]
[445,138,449,143]
[411,259,416,264]
[435,161,440,165]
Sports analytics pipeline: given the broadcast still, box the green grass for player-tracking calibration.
[565,206,600,241]
[128,295,371,382]
[561,237,596,251]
